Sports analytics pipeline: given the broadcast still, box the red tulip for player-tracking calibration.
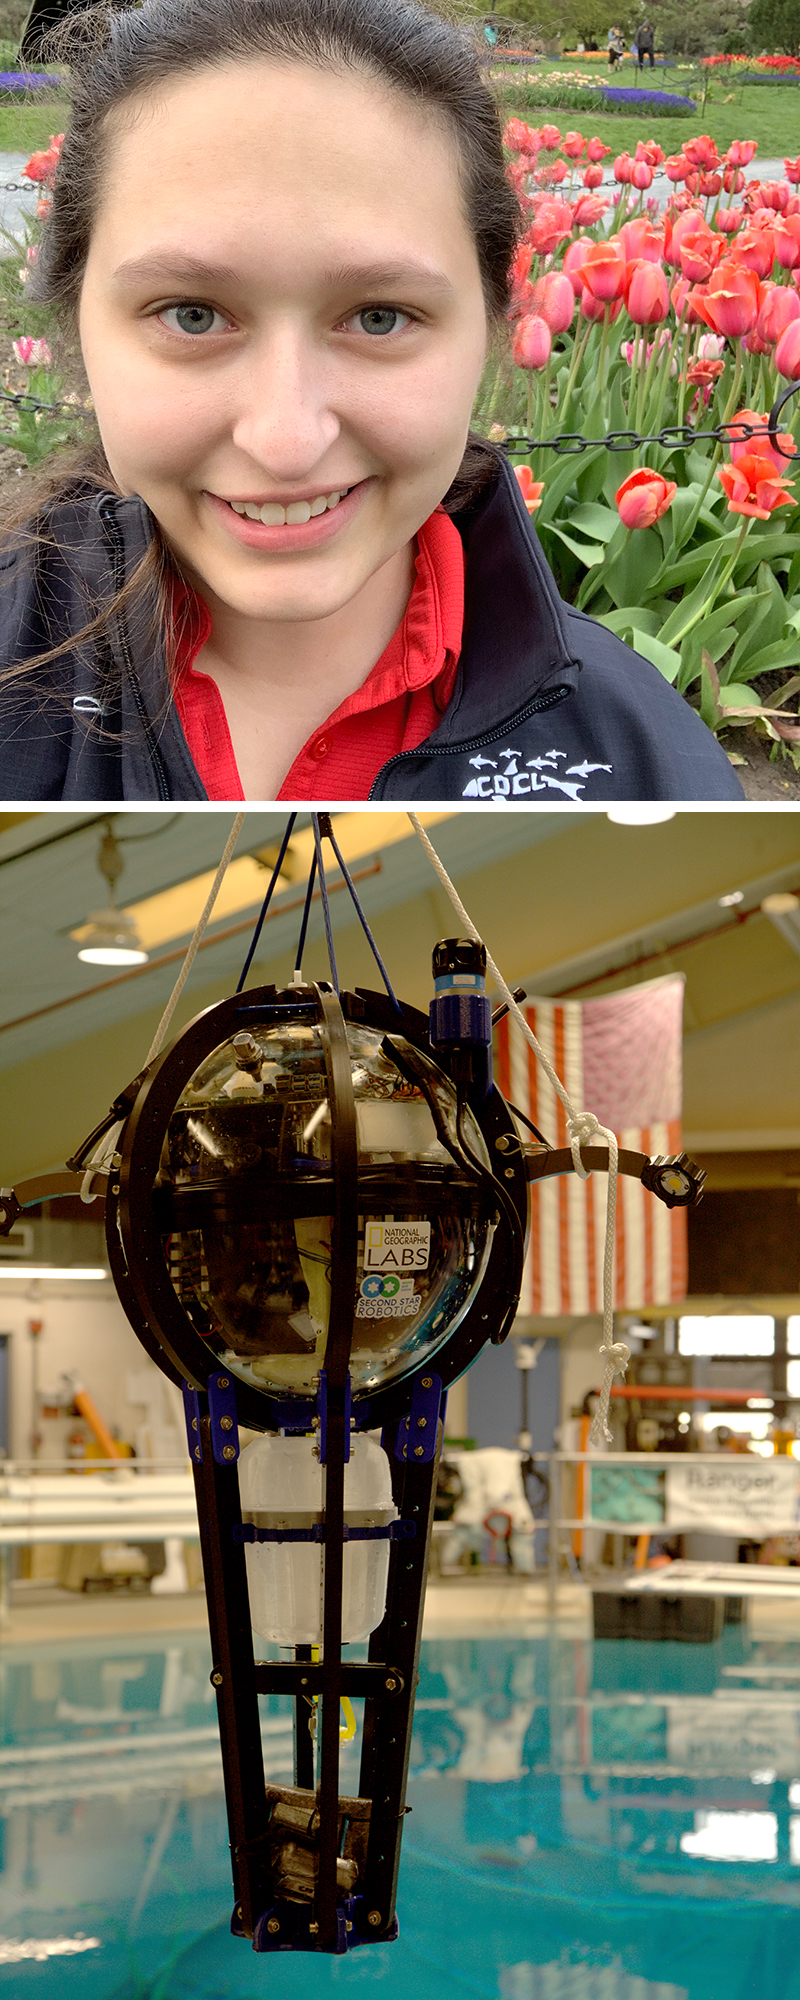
[728,407,795,474]
[722,167,745,195]
[696,262,762,338]
[573,238,627,303]
[727,140,758,167]
[717,453,794,519]
[532,270,575,334]
[614,153,633,185]
[571,193,609,228]
[759,180,790,212]
[685,357,725,387]
[670,276,706,326]
[625,260,670,325]
[775,318,800,378]
[785,157,800,184]
[514,465,544,513]
[527,197,574,257]
[512,313,551,369]
[580,289,622,324]
[583,164,604,189]
[678,227,723,283]
[616,469,677,529]
[562,132,586,160]
[729,228,775,279]
[632,160,654,191]
[717,207,745,233]
[563,236,593,296]
[587,136,611,163]
[619,218,664,264]
[540,125,561,151]
[503,119,540,155]
[773,213,800,269]
[664,155,689,182]
[684,135,719,169]
[665,206,706,267]
[756,284,800,345]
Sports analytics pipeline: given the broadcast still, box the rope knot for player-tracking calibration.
[567,1110,600,1179]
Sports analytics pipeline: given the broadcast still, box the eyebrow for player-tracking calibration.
[111,251,457,298]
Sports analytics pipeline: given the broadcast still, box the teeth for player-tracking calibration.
[227,485,352,526]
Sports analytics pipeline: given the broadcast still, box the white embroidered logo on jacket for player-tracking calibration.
[460,747,612,801]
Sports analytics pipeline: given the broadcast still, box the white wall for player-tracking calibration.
[0,1286,181,1462]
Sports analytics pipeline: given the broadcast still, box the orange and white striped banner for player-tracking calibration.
[494,974,687,1314]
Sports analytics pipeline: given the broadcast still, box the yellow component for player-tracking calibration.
[310,1648,358,1739]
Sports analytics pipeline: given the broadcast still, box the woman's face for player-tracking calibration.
[78,59,489,624]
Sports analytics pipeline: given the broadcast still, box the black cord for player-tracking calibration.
[294,850,318,975]
[455,1089,525,1342]
[505,1099,554,1150]
[236,813,297,992]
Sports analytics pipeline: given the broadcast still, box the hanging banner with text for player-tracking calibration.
[665,1457,800,1535]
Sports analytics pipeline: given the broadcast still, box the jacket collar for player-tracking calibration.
[441,449,580,740]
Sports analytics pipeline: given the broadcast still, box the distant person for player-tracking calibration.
[637,18,655,68]
[608,26,624,66]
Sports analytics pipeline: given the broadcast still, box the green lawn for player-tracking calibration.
[0,99,68,152]
[495,65,800,161]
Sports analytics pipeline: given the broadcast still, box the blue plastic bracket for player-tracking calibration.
[207,1370,240,1465]
[317,1369,351,1467]
[395,1371,442,1464]
[182,1381,203,1465]
[248,1894,397,1954]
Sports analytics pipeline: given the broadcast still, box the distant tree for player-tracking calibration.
[647,0,749,58]
[747,0,800,55]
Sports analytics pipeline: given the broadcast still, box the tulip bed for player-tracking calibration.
[474,121,800,767]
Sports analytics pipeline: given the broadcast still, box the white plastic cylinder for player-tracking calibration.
[239,1431,398,1645]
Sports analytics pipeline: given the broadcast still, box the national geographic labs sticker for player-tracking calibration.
[363,1219,431,1272]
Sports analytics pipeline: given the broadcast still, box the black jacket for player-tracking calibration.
[0,454,743,802]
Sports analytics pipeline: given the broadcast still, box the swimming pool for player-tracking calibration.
[0,1621,798,2000]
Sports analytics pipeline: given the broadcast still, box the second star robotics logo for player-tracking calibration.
[461,747,612,801]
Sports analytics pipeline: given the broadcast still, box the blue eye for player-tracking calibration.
[354,307,410,336]
[160,303,226,335]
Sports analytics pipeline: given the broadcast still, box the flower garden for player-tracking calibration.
[469,119,800,774]
[2,105,800,785]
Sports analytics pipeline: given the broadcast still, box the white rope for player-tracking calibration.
[80,811,246,1204]
[407,812,627,1444]
[144,811,246,1067]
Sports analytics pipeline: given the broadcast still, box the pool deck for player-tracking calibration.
[2,1572,799,1646]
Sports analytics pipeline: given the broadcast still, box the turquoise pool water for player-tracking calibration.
[0,1621,798,2000]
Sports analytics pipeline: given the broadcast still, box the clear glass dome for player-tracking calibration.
[159,1018,494,1398]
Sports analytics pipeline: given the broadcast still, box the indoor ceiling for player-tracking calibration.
[0,807,798,1182]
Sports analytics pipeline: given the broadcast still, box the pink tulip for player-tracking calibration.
[729,228,775,279]
[571,193,609,228]
[664,155,689,182]
[580,290,622,324]
[583,164,603,189]
[758,286,800,347]
[625,260,670,325]
[563,236,593,296]
[678,227,722,283]
[696,261,762,339]
[512,313,552,369]
[618,218,664,264]
[614,153,633,184]
[12,336,51,367]
[717,207,744,234]
[760,180,791,212]
[632,160,653,191]
[562,132,586,160]
[527,197,574,257]
[533,270,575,334]
[786,158,800,184]
[774,213,800,269]
[722,167,745,194]
[540,125,561,151]
[587,136,611,163]
[573,237,628,303]
[775,318,800,378]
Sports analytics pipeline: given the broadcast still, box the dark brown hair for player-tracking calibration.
[5,0,521,694]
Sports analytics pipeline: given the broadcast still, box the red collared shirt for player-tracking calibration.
[172,507,465,800]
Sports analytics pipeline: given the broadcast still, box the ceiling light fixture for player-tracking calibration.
[761,892,800,958]
[77,823,148,966]
[606,807,677,827]
[0,1266,107,1280]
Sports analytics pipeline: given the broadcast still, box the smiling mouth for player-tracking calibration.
[221,484,357,527]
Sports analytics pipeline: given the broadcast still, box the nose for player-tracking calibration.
[228,326,341,477]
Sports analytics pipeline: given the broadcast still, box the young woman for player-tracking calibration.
[0,0,742,802]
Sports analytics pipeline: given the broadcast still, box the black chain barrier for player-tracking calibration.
[501,396,800,460]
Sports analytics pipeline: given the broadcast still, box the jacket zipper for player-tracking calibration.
[367,683,572,799]
[98,498,171,802]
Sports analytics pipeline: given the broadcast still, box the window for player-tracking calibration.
[678,1315,774,1357]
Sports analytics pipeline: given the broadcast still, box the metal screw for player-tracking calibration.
[504,1167,515,1179]
[191,1417,198,1430]
[495,1135,509,1151]
[416,1416,427,1429]
[218,1376,230,1389]
[111,1183,120,1195]
[220,1415,233,1431]
[111,1152,122,1167]
[237,1907,242,1920]
[267,1918,280,1935]
[222,1445,236,1460]
[385,1676,397,1691]
[211,1670,223,1686]
[414,1445,425,1457]
[309,1922,319,1935]
[421,1376,432,1388]
[194,1446,201,1460]
[346,1921,353,1932]
[300,1676,308,1686]
[368,1911,382,1927]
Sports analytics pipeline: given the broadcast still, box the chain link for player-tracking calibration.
[501,398,800,461]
